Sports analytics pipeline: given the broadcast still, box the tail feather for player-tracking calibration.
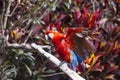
[68,49,83,71]
[75,52,82,63]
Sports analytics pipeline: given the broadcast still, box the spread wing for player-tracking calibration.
[64,27,96,60]
[73,33,96,60]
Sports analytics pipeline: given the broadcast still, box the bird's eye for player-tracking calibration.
[47,35,52,40]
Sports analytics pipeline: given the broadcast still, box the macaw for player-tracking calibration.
[46,27,96,71]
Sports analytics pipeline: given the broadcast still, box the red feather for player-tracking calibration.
[46,27,83,62]
[46,30,71,62]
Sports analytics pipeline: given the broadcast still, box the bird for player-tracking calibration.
[46,27,96,71]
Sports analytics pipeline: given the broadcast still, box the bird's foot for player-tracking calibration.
[58,61,66,67]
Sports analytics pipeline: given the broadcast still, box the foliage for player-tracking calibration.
[0,0,120,80]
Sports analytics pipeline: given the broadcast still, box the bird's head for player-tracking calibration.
[46,30,54,39]
[46,30,65,40]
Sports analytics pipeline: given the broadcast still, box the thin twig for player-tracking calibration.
[91,0,95,12]
[6,42,32,49]
[8,3,19,16]
[3,0,13,30]
[38,59,49,74]
[39,9,51,20]
[4,34,32,49]
[24,29,33,43]
[1,1,5,36]
[34,0,48,14]
[39,0,61,20]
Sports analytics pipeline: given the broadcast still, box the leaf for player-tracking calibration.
[64,2,70,9]
[96,18,108,25]
[37,77,44,80]
[88,9,100,28]
[3,65,17,79]
[44,69,56,73]
[22,62,32,76]
[19,52,35,66]
[104,74,115,80]
[51,2,57,11]
[74,10,81,20]
[84,53,95,65]
[10,30,19,40]
[91,61,101,71]
[85,52,105,71]
[105,66,119,74]
[57,14,66,22]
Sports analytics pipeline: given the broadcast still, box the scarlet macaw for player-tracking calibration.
[46,27,96,71]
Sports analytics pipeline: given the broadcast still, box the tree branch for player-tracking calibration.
[5,41,85,80]
[31,43,85,80]
[3,0,13,30]
[6,42,32,49]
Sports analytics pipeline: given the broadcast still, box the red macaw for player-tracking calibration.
[46,27,96,71]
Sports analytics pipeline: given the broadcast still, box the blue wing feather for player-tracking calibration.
[74,52,82,63]
[67,49,82,71]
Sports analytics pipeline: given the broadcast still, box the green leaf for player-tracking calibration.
[64,2,70,9]
[68,0,72,4]
[37,77,44,80]
[22,62,32,76]
[2,65,17,79]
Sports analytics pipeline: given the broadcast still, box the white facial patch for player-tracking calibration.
[48,33,54,39]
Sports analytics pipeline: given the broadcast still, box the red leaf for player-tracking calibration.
[105,66,119,74]
[88,10,100,28]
